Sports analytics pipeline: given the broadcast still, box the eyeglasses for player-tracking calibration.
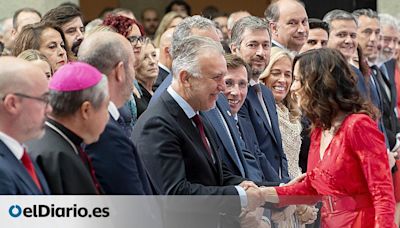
[127,36,146,45]
[1,92,50,106]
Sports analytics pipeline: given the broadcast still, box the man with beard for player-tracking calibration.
[42,5,84,57]
[230,16,290,184]
[0,57,51,194]
[140,8,159,39]
[264,0,309,53]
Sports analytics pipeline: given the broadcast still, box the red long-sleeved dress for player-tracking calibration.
[275,114,395,228]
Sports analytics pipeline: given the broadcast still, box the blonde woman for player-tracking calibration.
[153,11,184,47]
[259,47,316,227]
[17,49,53,79]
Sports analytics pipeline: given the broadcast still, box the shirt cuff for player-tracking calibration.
[235,186,248,208]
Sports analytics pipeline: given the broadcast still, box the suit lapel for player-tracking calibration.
[162,92,218,173]
[0,141,42,194]
[247,86,278,143]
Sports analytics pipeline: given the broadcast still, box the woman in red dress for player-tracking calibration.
[262,48,396,227]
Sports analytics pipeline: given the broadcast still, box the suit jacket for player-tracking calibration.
[239,84,290,183]
[28,121,98,194]
[85,115,154,195]
[202,94,264,182]
[384,59,398,112]
[0,141,50,194]
[372,66,400,150]
[133,91,244,227]
[149,73,172,107]
[133,91,244,195]
[153,66,170,91]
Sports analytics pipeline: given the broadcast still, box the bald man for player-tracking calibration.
[265,0,309,52]
[0,57,51,194]
[79,31,154,194]
[153,27,174,91]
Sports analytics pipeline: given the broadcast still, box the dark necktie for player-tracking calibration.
[192,114,212,158]
[21,149,42,191]
[78,147,102,194]
[234,118,246,149]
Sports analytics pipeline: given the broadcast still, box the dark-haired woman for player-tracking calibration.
[262,48,396,227]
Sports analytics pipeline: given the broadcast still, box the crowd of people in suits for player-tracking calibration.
[0,0,400,227]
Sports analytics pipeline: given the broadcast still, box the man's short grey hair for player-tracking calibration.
[323,9,358,28]
[379,13,399,32]
[170,15,217,58]
[172,35,224,78]
[50,75,108,117]
[78,32,130,76]
[230,16,270,48]
[352,9,379,20]
[264,0,305,23]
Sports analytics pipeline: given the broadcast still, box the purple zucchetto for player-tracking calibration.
[49,62,102,91]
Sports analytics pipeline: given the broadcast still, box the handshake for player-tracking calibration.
[238,174,318,227]
[240,173,307,211]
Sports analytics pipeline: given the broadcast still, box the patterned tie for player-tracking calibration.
[78,147,102,194]
[192,114,212,158]
[21,149,42,191]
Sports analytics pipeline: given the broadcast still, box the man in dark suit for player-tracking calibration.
[150,16,221,106]
[79,31,154,195]
[230,16,290,183]
[28,62,110,194]
[133,36,265,227]
[202,94,264,182]
[0,57,50,195]
[153,28,174,91]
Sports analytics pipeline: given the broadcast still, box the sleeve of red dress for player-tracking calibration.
[274,173,321,206]
[349,115,396,228]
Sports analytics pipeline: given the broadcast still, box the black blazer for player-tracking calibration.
[133,91,244,196]
[28,122,98,194]
[0,141,50,194]
[85,115,155,195]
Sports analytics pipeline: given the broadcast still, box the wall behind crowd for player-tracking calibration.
[0,0,79,17]
[0,0,399,24]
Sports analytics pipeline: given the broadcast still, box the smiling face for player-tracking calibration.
[272,1,309,52]
[185,51,227,112]
[262,56,293,103]
[327,19,358,61]
[231,28,271,80]
[39,28,68,72]
[223,66,248,115]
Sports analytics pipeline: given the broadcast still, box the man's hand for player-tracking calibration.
[245,186,264,211]
[389,151,398,169]
[240,180,258,190]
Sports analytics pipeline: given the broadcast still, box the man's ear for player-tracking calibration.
[178,70,191,88]
[79,101,92,120]
[114,61,125,82]
[2,94,21,115]
[230,43,239,55]
[269,21,278,36]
